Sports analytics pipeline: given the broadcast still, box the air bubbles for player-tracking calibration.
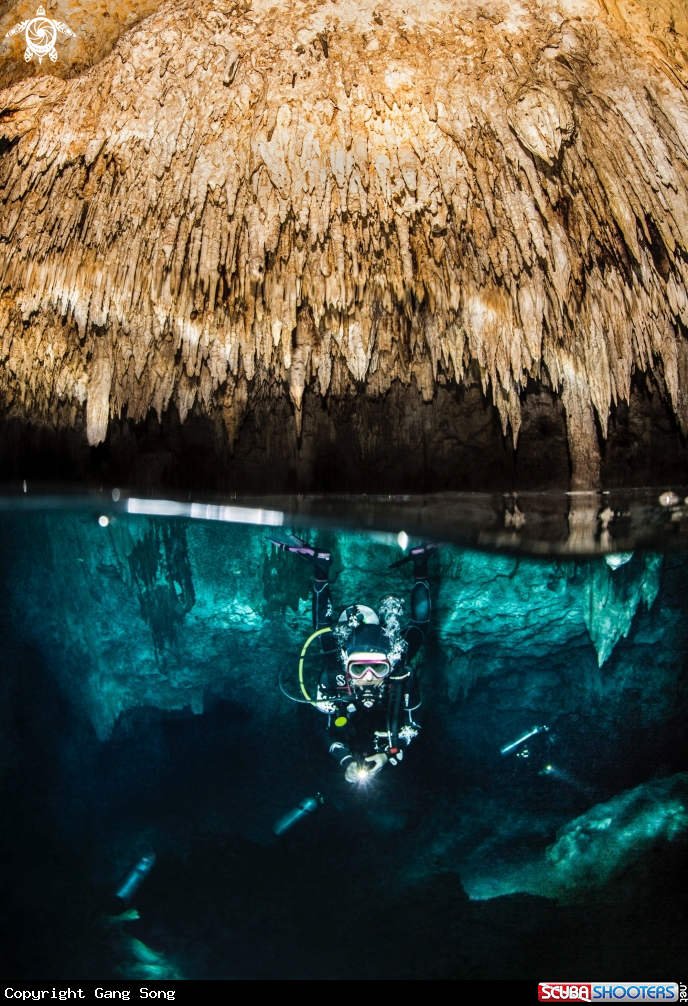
[98,515,109,527]
[112,488,120,501]
[659,491,680,507]
[397,530,408,550]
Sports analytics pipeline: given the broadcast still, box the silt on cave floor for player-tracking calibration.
[0,500,686,979]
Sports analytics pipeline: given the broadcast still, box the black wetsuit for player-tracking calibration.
[311,553,431,769]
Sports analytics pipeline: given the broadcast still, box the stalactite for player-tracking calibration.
[1,0,688,486]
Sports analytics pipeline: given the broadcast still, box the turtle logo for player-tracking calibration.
[5,6,75,64]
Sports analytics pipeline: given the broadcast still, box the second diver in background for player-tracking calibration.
[270,535,437,783]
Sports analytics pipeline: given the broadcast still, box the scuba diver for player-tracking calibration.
[270,535,437,784]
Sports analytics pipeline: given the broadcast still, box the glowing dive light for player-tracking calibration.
[500,725,548,756]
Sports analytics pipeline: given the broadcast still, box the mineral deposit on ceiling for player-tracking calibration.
[0,0,687,485]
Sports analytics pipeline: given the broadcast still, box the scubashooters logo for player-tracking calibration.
[5,6,75,63]
[539,986,680,1002]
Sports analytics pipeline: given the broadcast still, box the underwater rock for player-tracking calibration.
[2,0,688,482]
[438,549,663,691]
[464,773,688,902]
[543,773,688,893]
[583,552,661,666]
[1,515,680,737]
[604,552,634,570]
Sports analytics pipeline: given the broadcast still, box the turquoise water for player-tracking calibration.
[1,493,686,979]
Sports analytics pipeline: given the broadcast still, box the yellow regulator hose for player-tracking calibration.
[298,627,332,705]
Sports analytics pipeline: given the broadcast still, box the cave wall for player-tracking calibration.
[1,372,686,492]
[3,510,685,742]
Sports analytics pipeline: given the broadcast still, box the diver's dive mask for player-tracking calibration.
[346,654,391,683]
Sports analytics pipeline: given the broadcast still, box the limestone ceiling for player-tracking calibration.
[0,0,167,89]
[1,0,688,486]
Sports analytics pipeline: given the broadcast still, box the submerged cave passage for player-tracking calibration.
[1,632,686,980]
[0,507,686,979]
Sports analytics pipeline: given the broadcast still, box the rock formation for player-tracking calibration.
[1,0,688,487]
[463,773,688,901]
[5,513,677,736]
[0,0,165,90]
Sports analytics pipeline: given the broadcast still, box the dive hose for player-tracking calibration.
[298,626,333,705]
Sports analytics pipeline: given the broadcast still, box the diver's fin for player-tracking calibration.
[266,532,308,550]
[389,543,439,569]
[267,534,331,565]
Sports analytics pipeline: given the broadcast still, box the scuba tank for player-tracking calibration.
[112,853,156,910]
[273,794,324,836]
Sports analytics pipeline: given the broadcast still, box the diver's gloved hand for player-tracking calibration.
[364,753,388,775]
[344,753,389,783]
[344,759,365,783]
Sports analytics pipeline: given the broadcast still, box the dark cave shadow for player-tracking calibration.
[0,639,115,980]
[2,371,686,494]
